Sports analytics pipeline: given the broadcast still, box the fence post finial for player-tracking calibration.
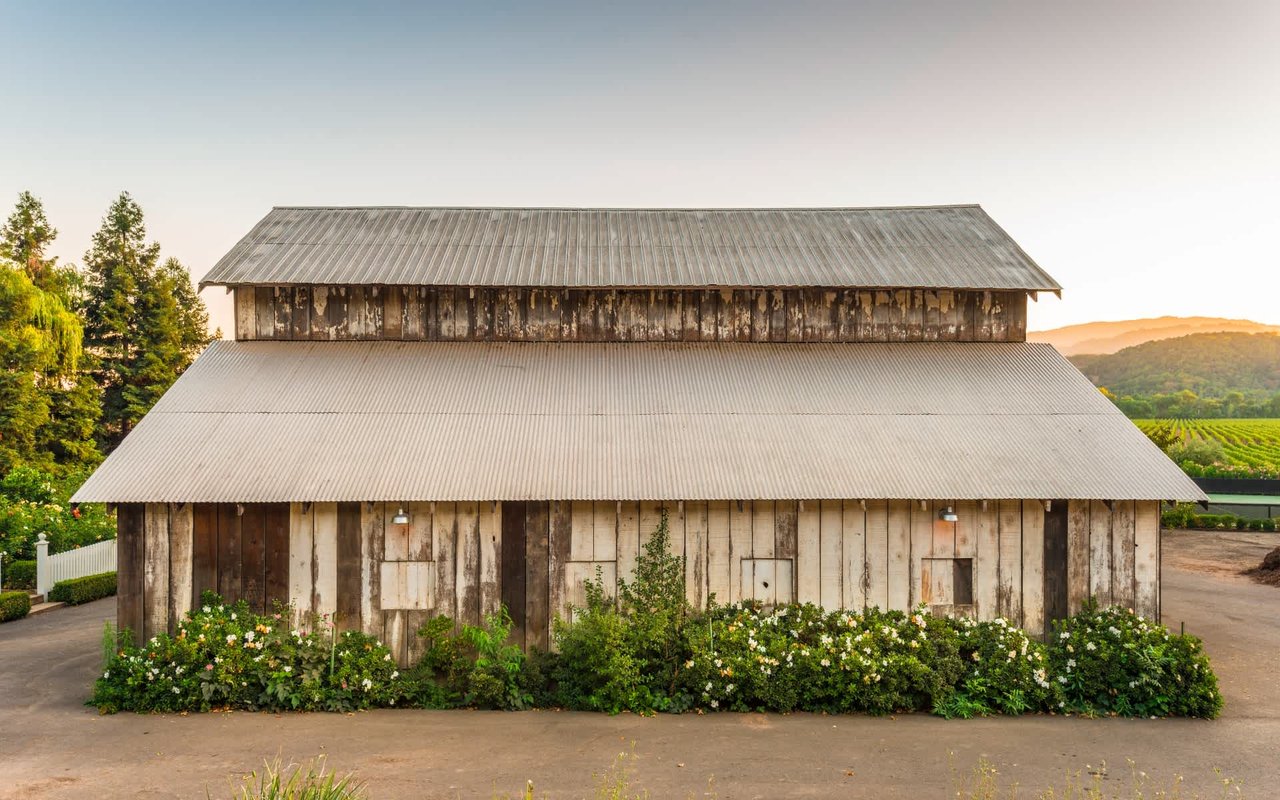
[36,533,51,599]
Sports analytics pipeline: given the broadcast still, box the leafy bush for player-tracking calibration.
[48,570,116,605]
[92,593,404,713]
[403,608,535,710]
[1168,437,1226,467]
[0,467,114,560]
[551,511,696,713]
[0,590,31,622]
[938,617,1060,717]
[3,558,35,590]
[1048,601,1221,718]
[1162,503,1278,531]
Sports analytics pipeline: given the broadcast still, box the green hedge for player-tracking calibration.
[0,590,31,622]
[1161,504,1278,531]
[48,571,116,605]
[3,559,36,590]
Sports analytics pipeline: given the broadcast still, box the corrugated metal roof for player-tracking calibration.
[200,206,1062,291]
[73,341,1201,503]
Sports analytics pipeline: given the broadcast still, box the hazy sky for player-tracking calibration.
[2,0,1276,334]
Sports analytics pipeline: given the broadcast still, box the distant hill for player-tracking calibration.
[1029,316,1280,356]
[1070,332,1280,397]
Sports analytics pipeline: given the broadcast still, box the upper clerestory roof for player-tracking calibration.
[200,205,1062,292]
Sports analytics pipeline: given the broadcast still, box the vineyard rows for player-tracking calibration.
[1135,418,1280,469]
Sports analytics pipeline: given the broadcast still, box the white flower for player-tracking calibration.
[283,665,293,673]
[230,613,237,621]
[1057,676,1068,684]
[1085,642,1097,652]
[391,670,399,679]
[202,605,211,613]
[820,658,831,667]
[245,631,255,642]
[384,653,392,662]
[226,634,237,644]
[705,681,713,691]
[725,683,735,693]
[709,699,719,709]
[103,671,110,679]
[361,678,373,691]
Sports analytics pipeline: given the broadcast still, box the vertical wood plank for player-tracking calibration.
[751,558,776,605]
[494,501,524,645]
[886,500,911,611]
[525,502,550,651]
[289,503,314,623]
[1133,501,1159,618]
[774,559,794,604]
[312,503,338,620]
[974,501,999,620]
[908,501,932,608]
[1043,502,1070,628]
[1021,501,1046,636]
[1067,500,1091,614]
[116,504,145,643]
[402,287,422,339]
[864,501,889,609]
[818,500,842,610]
[795,501,821,605]
[1111,500,1136,610]
[501,501,528,648]
[997,500,1023,624]
[383,610,406,667]
[383,286,403,339]
[1089,500,1113,607]
[455,502,482,627]
[841,501,866,610]
[142,503,170,640]
[479,501,502,617]
[616,501,641,587]
[570,500,595,561]
[335,502,362,632]
[548,501,572,629]
[752,501,775,559]
[638,501,663,557]
[592,501,617,564]
[190,504,218,607]
[431,503,457,620]
[728,500,752,603]
[240,504,267,612]
[406,502,433,560]
[684,501,708,610]
[234,288,256,340]
[167,503,193,630]
[216,503,241,603]
[264,503,290,612]
[360,503,384,637]
[955,501,977,558]
[706,500,731,607]
[664,501,685,560]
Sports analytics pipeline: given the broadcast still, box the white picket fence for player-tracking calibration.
[35,534,116,598]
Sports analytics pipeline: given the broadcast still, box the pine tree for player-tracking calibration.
[83,193,210,451]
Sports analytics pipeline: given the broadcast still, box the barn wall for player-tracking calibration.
[234,286,1028,344]
[121,498,1159,660]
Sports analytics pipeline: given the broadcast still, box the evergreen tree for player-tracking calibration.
[0,190,75,298]
[82,193,210,450]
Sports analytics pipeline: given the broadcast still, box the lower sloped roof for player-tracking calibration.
[72,341,1204,503]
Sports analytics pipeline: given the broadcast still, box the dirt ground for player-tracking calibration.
[1,531,1277,799]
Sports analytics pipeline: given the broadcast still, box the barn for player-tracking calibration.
[72,205,1204,663]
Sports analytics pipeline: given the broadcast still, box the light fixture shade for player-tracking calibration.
[938,505,958,523]
[392,507,410,525]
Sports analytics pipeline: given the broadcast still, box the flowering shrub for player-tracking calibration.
[0,467,115,560]
[92,593,404,713]
[938,617,1061,718]
[1048,602,1221,718]
[682,603,965,715]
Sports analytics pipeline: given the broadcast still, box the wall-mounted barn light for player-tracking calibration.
[938,505,958,523]
[392,507,410,525]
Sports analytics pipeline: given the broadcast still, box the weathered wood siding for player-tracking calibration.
[122,498,1159,661]
[234,286,1028,343]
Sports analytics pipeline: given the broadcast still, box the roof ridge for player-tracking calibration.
[268,204,985,212]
